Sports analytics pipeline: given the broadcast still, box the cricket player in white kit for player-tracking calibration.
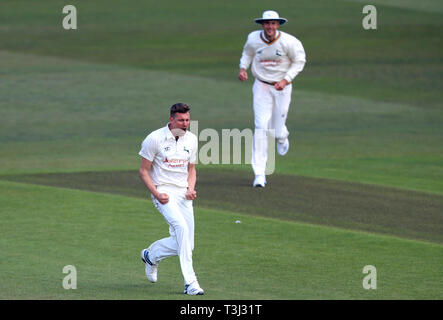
[238,10,306,187]
[138,103,204,295]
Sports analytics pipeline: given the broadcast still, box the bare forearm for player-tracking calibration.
[139,168,159,198]
[187,166,197,191]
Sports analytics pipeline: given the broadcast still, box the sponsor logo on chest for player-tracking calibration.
[162,144,191,168]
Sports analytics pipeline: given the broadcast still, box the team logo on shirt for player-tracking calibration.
[184,147,190,154]
[164,146,171,152]
[276,49,282,56]
[163,157,187,168]
[260,59,282,66]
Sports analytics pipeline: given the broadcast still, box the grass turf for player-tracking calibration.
[1,0,441,107]
[0,0,442,300]
[1,180,442,299]
[0,51,442,194]
[3,169,443,244]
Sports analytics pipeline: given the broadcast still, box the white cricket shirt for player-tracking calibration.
[139,124,198,188]
[239,30,306,83]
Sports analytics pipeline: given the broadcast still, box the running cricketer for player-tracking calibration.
[138,103,204,295]
[238,10,306,187]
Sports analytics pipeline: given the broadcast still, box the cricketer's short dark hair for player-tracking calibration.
[170,103,190,118]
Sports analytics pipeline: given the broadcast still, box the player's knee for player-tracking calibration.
[173,220,189,235]
[254,128,268,139]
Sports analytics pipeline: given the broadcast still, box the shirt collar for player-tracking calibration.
[163,123,174,141]
[260,30,280,45]
[164,123,188,141]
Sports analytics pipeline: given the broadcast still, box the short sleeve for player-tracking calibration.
[139,134,157,161]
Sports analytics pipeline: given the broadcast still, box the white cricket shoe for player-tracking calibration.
[141,249,158,283]
[277,138,289,156]
[184,281,204,295]
[253,175,266,187]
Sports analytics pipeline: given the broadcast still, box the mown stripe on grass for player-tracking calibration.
[1,179,442,300]
[1,168,442,244]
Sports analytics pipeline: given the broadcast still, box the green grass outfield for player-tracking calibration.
[0,0,442,300]
[1,180,442,300]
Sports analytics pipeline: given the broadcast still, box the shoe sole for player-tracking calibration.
[277,146,289,156]
[189,292,204,295]
[278,144,289,156]
[141,249,157,283]
[184,283,204,295]
[253,181,267,187]
[145,266,157,283]
[277,138,289,156]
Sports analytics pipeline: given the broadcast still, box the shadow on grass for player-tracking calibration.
[2,168,442,244]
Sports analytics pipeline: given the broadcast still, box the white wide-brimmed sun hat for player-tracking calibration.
[254,10,287,25]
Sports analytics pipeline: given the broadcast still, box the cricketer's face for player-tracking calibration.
[262,20,280,39]
[169,112,190,136]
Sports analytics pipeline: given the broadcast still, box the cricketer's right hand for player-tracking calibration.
[157,193,169,204]
[238,69,248,82]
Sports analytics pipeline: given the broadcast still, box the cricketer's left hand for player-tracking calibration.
[186,189,197,200]
[274,79,289,91]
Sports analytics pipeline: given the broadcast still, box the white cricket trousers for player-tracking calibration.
[252,79,292,176]
[147,185,197,285]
